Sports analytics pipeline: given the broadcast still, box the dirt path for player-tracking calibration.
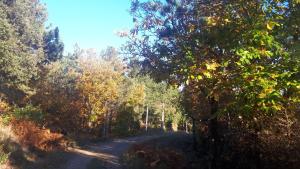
[63,135,162,169]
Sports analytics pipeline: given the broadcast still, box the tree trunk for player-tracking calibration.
[102,112,107,137]
[107,111,113,136]
[145,105,149,131]
[209,97,219,169]
[185,121,189,133]
[161,103,165,130]
[192,117,197,150]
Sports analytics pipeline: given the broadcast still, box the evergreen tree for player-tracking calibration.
[43,27,64,63]
[0,0,47,102]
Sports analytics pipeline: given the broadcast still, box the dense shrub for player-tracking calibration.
[191,119,300,169]
[0,145,9,165]
[13,104,45,123]
[113,108,140,136]
[11,119,65,151]
[0,120,17,165]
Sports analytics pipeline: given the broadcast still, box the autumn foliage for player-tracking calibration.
[11,119,65,151]
[0,0,299,168]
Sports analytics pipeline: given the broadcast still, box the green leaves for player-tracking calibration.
[13,104,45,123]
[0,0,47,100]
[43,27,64,63]
[127,0,300,122]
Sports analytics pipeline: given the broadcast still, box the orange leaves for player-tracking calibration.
[12,119,65,151]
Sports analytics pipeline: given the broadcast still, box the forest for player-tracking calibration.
[0,0,299,169]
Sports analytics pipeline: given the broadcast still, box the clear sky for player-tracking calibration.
[41,0,133,53]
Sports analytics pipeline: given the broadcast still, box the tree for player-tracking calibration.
[126,0,300,167]
[127,0,300,125]
[0,0,47,103]
[77,48,124,136]
[32,54,83,133]
[115,77,145,135]
[43,27,64,63]
[128,75,182,131]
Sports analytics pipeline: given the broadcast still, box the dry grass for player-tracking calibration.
[0,120,17,166]
[0,118,72,169]
[11,119,65,151]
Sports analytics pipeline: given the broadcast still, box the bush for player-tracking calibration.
[0,99,11,126]
[13,104,45,123]
[0,114,11,127]
[113,109,140,136]
[11,119,65,151]
[0,120,17,165]
[0,144,9,165]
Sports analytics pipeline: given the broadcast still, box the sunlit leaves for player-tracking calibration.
[266,21,279,31]
[197,75,203,80]
[293,0,300,4]
[127,0,300,121]
[78,50,124,124]
[205,61,220,71]
[0,0,46,91]
[205,17,217,26]
[203,71,212,78]
[125,82,145,108]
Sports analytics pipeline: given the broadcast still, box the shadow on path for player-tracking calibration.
[64,135,163,169]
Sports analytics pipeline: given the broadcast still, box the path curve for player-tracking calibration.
[64,135,161,169]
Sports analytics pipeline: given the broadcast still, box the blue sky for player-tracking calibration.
[42,0,133,53]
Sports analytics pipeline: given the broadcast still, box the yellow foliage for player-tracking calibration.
[224,18,231,23]
[266,22,273,30]
[205,61,220,71]
[206,17,217,26]
[188,24,195,32]
[203,71,212,78]
[78,57,123,123]
[0,99,10,114]
[127,83,145,107]
[266,21,279,31]
[197,75,203,80]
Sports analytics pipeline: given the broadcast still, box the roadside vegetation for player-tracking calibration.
[0,0,299,169]
[0,0,184,168]
[122,0,300,169]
